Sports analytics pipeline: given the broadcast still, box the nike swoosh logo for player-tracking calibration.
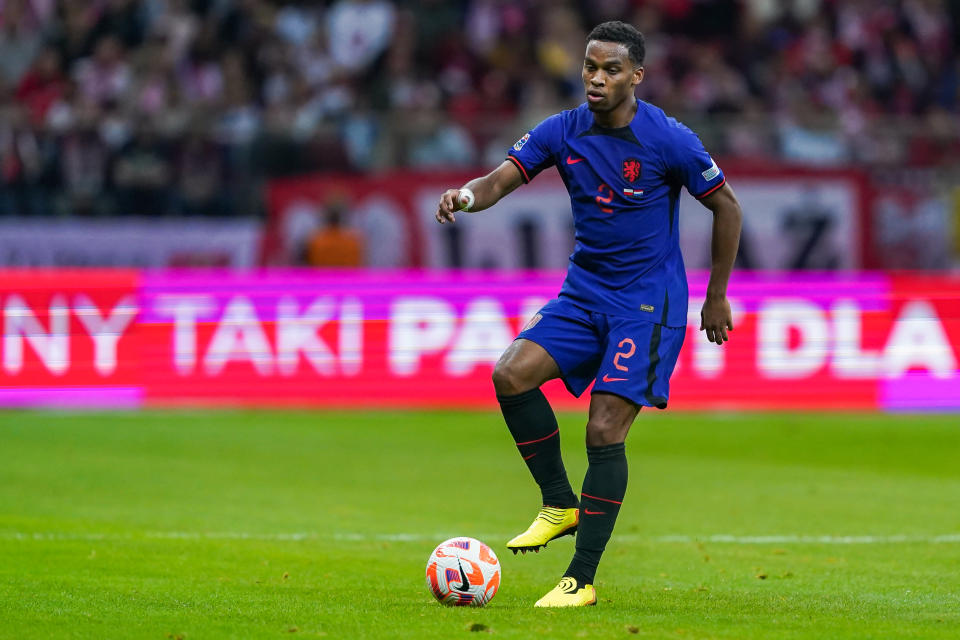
[566,156,583,165]
[583,509,606,515]
[601,374,627,382]
[454,559,471,592]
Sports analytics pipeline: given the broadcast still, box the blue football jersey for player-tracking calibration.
[506,100,725,328]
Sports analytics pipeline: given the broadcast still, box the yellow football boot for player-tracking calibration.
[506,506,578,554]
[534,577,597,607]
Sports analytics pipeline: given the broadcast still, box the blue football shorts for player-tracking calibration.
[517,297,686,409]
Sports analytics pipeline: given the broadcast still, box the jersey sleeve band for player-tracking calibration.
[694,177,726,200]
[506,155,531,183]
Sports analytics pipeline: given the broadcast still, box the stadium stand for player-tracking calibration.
[0,0,958,257]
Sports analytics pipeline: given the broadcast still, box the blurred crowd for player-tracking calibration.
[2,0,960,217]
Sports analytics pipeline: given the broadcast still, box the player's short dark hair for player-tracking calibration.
[587,21,645,66]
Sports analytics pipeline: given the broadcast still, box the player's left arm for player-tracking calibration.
[698,182,742,345]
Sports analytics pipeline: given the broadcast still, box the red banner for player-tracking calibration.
[2,270,959,411]
[0,270,141,407]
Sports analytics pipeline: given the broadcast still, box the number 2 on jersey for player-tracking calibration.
[595,184,614,214]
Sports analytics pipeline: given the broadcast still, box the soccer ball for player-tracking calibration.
[425,537,501,606]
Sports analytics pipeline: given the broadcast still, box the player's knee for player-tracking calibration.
[585,416,629,447]
[492,359,531,396]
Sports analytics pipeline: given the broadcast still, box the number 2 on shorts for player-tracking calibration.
[613,338,636,371]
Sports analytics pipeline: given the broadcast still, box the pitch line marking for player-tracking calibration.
[645,534,960,544]
[1,532,960,544]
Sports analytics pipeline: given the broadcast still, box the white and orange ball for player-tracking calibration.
[425,537,501,606]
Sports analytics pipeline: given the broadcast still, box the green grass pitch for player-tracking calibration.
[1,409,958,639]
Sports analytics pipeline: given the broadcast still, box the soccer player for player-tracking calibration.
[435,21,742,607]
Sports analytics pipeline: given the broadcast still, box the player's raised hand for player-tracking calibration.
[436,189,464,224]
[699,296,733,345]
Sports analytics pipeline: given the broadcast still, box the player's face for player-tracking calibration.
[582,40,643,114]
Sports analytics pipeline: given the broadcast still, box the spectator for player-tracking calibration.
[325,0,396,75]
[0,100,49,215]
[406,110,476,169]
[305,197,364,267]
[149,0,199,65]
[177,133,226,216]
[0,0,44,86]
[59,125,110,216]
[49,2,100,67]
[89,0,148,50]
[178,39,223,106]
[73,35,132,106]
[111,125,174,216]
[15,45,65,126]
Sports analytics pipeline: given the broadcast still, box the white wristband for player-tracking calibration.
[458,188,475,212]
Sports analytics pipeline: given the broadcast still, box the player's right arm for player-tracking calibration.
[435,160,524,224]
